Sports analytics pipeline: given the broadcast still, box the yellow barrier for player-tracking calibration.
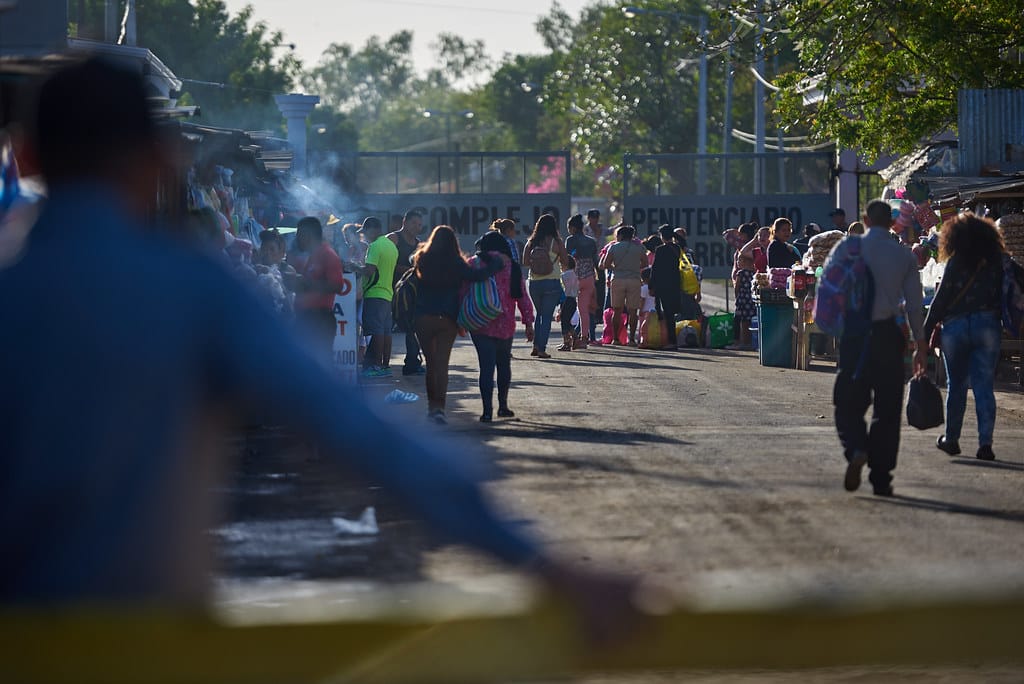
[4,592,1024,683]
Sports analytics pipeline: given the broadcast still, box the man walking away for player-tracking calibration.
[389,210,426,375]
[830,200,927,497]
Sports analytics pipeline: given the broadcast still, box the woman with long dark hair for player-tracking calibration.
[523,213,571,358]
[924,213,1005,460]
[470,231,535,422]
[411,225,499,424]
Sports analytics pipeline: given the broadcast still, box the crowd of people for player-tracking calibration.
[185,171,1021,491]
[6,60,1023,659]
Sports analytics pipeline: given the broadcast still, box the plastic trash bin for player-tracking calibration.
[758,302,793,367]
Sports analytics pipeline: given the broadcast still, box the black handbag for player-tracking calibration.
[906,375,944,430]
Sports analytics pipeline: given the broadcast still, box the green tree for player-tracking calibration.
[303,31,417,127]
[477,53,561,151]
[543,1,732,196]
[66,1,300,131]
[770,0,1024,161]
[137,0,300,131]
[303,31,494,152]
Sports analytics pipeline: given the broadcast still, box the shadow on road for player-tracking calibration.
[864,493,1024,523]
[495,450,743,489]
[476,418,690,447]
[546,357,705,372]
[949,457,1024,472]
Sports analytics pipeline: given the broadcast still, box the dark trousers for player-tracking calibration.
[404,331,422,371]
[470,333,513,414]
[560,296,578,335]
[833,319,906,489]
[414,315,458,412]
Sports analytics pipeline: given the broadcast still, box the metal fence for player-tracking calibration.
[624,152,835,197]
[339,151,571,196]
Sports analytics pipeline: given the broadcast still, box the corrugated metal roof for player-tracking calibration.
[958,89,1024,175]
[877,142,958,187]
[928,174,1024,204]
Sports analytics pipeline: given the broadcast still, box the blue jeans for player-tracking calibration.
[941,310,1001,447]
[470,334,513,414]
[529,279,563,352]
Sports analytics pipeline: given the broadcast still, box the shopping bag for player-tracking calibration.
[906,375,944,430]
[601,307,629,345]
[676,319,702,348]
[706,311,734,349]
[639,312,668,349]
[458,276,503,331]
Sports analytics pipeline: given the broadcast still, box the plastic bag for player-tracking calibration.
[601,308,629,345]
[639,312,668,348]
[706,311,734,349]
[676,319,702,348]
[906,376,944,430]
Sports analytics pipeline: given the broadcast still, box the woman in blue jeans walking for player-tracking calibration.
[523,214,571,358]
[924,213,1006,461]
[467,232,535,422]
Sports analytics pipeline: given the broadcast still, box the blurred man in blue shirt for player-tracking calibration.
[0,58,637,636]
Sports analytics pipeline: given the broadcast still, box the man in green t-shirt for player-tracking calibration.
[354,217,398,376]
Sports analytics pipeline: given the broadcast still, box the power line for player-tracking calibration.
[370,0,538,16]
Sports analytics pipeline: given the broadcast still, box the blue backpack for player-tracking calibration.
[813,236,875,340]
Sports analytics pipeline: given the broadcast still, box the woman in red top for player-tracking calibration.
[468,231,535,422]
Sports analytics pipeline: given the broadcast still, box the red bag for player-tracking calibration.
[601,308,628,345]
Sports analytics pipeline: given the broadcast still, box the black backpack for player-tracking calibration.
[392,268,419,333]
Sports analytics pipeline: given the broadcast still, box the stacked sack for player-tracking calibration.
[802,230,845,270]
[997,213,1024,267]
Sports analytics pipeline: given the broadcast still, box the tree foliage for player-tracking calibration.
[137,0,300,130]
[770,0,1024,161]
[67,1,300,131]
[303,31,492,152]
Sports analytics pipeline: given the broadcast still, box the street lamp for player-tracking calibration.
[422,109,474,152]
[622,6,709,194]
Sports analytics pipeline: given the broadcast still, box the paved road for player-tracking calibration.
[215,306,1024,681]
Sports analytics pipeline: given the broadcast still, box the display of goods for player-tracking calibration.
[808,229,845,248]
[914,200,939,230]
[804,229,845,269]
[769,267,792,289]
[757,287,791,305]
[997,214,1024,266]
[891,200,914,234]
[753,272,772,290]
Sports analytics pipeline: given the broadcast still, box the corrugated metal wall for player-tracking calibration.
[958,89,1024,175]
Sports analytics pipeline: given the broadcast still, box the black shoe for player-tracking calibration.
[403,366,427,376]
[937,436,958,456]
[497,408,515,418]
[844,451,868,492]
[872,484,894,497]
[479,413,492,423]
[976,444,995,461]
[936,435,961,456]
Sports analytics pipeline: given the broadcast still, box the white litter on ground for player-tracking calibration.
[331,507,379,535]
[384,389,419,404]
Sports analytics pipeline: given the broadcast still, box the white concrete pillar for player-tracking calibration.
[836,148,859,217]
[274,94,320,177]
